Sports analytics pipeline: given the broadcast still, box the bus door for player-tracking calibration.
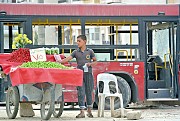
[0,20,27,53]
[145,20,179,100]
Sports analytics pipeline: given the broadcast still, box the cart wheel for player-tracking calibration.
[53,92,64,118]
[6,86,20,119]
[40,87,55,120]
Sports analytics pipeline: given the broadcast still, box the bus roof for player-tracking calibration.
[0,3,179,16]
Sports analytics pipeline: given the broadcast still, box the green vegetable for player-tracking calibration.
[20,61,72,69]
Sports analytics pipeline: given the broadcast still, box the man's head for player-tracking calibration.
[77,35,87,41]
[77,35,87,48]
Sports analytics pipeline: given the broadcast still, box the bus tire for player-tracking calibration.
[116,76,131,108]
[94,76,131,109]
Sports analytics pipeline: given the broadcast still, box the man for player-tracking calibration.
[59,35,97,118]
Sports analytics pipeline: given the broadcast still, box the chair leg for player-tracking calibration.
[98,95,105,117]
[119,94,124,118]
[97,96,101,117]
[110,97,115,117]
[101,95,105,117]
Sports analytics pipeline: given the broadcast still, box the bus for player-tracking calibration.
[0,3,179,108]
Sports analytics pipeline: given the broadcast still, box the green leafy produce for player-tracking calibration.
[20,61,72,69]
[45,47,59,55]
[45,48,51,55]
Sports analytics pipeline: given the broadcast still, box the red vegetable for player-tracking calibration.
[7,48,31,63]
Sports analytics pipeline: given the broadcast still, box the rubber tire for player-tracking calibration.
[40,87,55,120]
[6,86,20,119]
[116,76,131,107]
[53,92,64,118]
[94,76,131,109]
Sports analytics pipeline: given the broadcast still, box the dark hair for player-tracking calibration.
[77,35,87,41]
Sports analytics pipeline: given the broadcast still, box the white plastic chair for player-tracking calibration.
[97,73,124,118]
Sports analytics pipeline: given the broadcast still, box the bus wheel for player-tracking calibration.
[116,76,131,108]
[94,76,131,109]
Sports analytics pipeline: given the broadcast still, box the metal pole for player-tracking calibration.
[62,25,64,54]
[130,23,132,60]
[81,19,85,35]
[70,24,72,54]
[0,22,4,53]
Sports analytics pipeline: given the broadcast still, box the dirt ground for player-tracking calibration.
[0,103,180,121]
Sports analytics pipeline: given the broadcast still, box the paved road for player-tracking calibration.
[0,104,180,121]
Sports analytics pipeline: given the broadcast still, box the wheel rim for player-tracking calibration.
[53,92,64,118]
[41,90,52,116]
[54,100,61,115]
[42,101,51,116]
[6,86,19,119]
[40,88,54,120]
[8,89,16,114]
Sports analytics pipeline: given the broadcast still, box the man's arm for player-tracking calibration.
[59,56,73,64]
[86,57,97,67]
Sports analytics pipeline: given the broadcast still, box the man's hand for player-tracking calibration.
[86,63,92,67]
[56,60,62,63]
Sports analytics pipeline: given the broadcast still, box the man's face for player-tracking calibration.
[77,37,86,48]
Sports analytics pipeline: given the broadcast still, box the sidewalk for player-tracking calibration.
[0,105,180,121]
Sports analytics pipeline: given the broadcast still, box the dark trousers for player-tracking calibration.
[77,72,94,109]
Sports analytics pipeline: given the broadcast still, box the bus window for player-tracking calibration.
[153,28,169,61]
[85,26,109,45]
[63,25,81,45]
[95,53,110,61]
[115,25,138,45]
[113,24,139,61]
[4,24,18,49]
[32,25,58,45]
[147,21,177,81]
[149,22,175,62]
[114,48,139,61]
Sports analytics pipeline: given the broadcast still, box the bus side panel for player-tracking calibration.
[63,61,145,104]
[63,85,78,103]
[92,61,145,101]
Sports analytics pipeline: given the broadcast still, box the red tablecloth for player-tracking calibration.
[0,53,66,74]
[0,53,82,86]
[0,54,21,74]
[9,68,83,86]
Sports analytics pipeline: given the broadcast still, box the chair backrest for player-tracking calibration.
[97,73,119,95]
